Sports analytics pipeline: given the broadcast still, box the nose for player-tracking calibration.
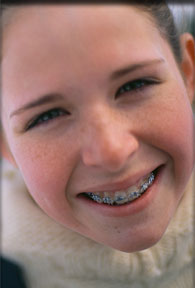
[81,112,139,173]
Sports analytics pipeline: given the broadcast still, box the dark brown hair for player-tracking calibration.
[137,1,182,62]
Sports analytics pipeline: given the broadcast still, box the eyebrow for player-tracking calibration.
[10,58,165,119]
[10,93,64,118]
[110,58,165,80]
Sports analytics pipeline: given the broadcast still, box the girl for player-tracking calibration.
[1,2,194,287]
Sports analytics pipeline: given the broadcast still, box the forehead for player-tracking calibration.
[3,4,160,60]
[2,5,169,109]
[3,4,153,33]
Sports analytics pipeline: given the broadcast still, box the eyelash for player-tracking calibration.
[26,108,69,130]
[25,78,158,131]
[115,78,158,98]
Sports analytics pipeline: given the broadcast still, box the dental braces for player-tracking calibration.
[86,172,155,205]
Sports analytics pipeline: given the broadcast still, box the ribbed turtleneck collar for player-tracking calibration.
[2,160,194,288]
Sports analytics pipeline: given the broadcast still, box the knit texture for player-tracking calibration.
[1,160,194,288]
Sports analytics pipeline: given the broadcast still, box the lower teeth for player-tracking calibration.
[85,172,155,206]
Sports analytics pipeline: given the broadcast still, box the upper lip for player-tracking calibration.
[79,166,159,194]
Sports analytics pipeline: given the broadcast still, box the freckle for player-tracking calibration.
[114,226,121,234]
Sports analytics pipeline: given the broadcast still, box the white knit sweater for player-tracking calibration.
[2,160,194,288]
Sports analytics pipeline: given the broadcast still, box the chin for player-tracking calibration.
[109,237,164,253]
[101,226,168,253]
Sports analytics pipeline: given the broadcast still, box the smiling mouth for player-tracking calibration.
[81,168,159,206]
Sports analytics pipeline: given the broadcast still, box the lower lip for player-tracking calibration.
[78,166,164,217]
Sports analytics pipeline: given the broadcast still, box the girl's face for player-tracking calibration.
[2,5,194,252]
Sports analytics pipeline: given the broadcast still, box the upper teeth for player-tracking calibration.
[86,172,155,205]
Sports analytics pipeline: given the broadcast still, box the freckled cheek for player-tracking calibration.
[139,99,194,181]
[11,139,77,204]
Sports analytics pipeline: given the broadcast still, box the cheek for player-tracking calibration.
[139,89,194,184]
[7,136,77,210]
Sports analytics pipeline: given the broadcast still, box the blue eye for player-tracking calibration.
[116,79,157,98]
[26,108,69,130]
